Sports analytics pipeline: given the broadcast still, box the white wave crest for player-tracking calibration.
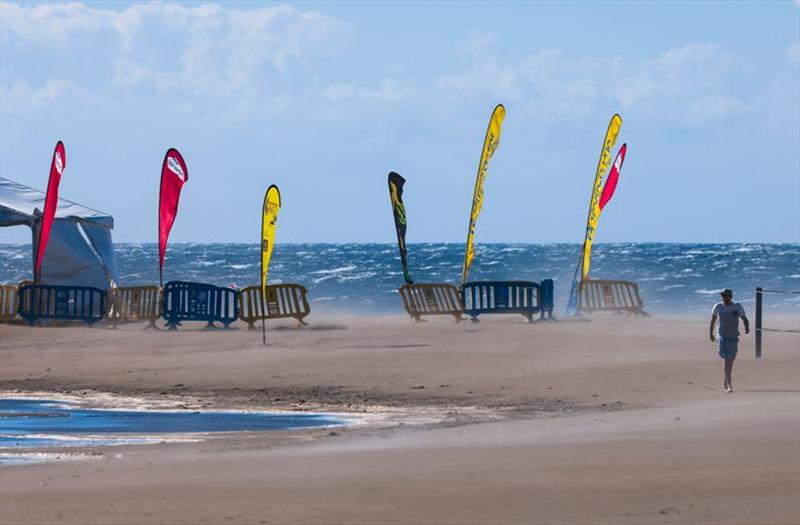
[310,265,357,275]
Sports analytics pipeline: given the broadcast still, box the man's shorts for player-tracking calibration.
[718,337,739,360]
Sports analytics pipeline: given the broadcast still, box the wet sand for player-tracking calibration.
[1,315,798,524]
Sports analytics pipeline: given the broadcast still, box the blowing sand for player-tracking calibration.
[1,315,798,524]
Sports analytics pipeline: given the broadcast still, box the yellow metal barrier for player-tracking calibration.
[399,283,464,322]
[239,284,310,329]
[106,286,161,327]
[0,284,18,321]
[577,279,649,316]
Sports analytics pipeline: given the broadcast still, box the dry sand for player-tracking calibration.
[1,315,798,524]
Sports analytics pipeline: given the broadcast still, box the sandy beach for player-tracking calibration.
[1,315,798,525]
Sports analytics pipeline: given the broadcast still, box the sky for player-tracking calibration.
[1,0,799,244]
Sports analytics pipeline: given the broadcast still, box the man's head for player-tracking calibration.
[721,289,733,303]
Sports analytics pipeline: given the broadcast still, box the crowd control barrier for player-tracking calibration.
[576,280,648,316]
[239,284,311,328]
[107,286,161,327]
[18,284,106,326]
[399,283,464,322]
[0,285,18,321]
[461,280,554,322]
[162,281,239,330]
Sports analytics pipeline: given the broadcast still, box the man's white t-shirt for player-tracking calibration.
[712,302,746,339]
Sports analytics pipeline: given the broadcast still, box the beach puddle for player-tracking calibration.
[0,398,346,464]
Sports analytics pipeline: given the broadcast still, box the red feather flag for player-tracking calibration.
[34,141,66,281]
[158,148,188,286]
[598,143,626,211]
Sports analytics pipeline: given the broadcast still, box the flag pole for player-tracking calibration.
[261,206,267,346]
[261,300,267,345]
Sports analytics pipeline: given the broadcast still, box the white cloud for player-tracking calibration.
[0,3,753,127]
[615,44,739,107]
[116,3,346,96]
[0,2,113,45]
[1,1,349,112]
[457,32,498,60]
[684,94,748,125]
[788,42,800,65]
[0,79,97,115]
[320,78,417,103]
[434,42,746,124]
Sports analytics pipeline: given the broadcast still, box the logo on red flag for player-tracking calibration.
[167,157,185,181]
[54,152,64,175]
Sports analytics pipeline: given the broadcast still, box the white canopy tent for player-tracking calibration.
[0,177,119,289]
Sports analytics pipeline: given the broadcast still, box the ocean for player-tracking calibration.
[1,243,798,316]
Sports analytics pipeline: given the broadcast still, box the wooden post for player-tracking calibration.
[755,287,762,359]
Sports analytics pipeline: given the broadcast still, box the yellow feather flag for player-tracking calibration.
[260,185,281,343]
[462,104,506,284]
[581,114,622,280]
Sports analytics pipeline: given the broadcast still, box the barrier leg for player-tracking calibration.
[755,287,762,359]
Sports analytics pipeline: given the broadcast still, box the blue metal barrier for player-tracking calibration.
[18,284,106,326]
[461,280,554,322]
[162,281,239,330]
[540,279,554,317]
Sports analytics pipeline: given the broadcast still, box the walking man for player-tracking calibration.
[709,289,749,393]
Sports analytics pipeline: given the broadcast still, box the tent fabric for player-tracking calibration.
[0,177,119,289]
[0,177,113,227]
[80,222,119,284]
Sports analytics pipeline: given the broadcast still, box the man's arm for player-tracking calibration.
[710,314,717,342]
[737,304,750,334]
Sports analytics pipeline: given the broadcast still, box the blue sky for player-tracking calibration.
[1,1,798,244]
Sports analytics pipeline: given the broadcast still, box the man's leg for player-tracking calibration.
[719,340,728,390]
[724,358,734,392]
[722,359,728,390]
